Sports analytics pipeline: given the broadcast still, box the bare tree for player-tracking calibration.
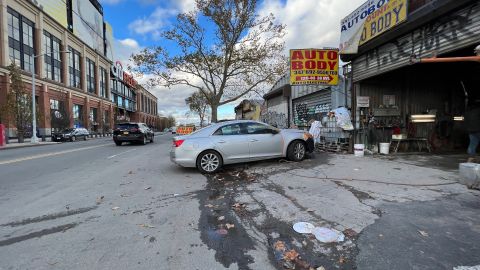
[131,0,287,122]
[167,115,176,127]
[0,64,33,143]
[185,91,210,127]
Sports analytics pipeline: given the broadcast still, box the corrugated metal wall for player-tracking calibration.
[293,90,332,127]
[352,2,480,82]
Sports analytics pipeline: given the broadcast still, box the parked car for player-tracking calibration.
[113,122,154,146]
[171,127,177,134]
[52,128,89,142]
[170,120,314,173]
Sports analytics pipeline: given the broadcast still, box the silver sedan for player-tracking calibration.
[170,120,314,173]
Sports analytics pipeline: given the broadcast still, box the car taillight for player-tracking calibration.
[173,139,184,147]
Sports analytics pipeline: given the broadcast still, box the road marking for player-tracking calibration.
[107,148,137,159]
[0,143,111,165]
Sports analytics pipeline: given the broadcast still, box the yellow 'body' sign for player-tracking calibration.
[359,0,407,45]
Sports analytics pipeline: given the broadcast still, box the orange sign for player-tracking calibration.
[176,126,195,135]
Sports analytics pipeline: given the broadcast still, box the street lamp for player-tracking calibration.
[30,50,69,143]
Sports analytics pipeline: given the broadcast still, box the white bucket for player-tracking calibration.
[379,143,390,155]
[354,144,365,157]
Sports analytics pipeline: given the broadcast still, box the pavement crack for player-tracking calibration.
[1,206,97,227]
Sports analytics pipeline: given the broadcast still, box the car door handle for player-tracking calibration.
[217,140,226,143]
[250,139,258,142]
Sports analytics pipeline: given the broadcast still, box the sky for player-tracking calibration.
[99,0,366,124]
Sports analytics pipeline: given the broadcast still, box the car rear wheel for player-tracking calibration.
[115,141,122,146]
[83,135,87,141]
[287,141,306,162]
[141,135,147,145]
[70,136,76,142]
[197,150,223,174]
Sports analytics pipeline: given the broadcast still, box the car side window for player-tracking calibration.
[246,123,272,135]
[213,123,243,136]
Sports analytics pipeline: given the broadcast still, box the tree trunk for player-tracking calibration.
[210,104,218,123]
[17,132,24,143]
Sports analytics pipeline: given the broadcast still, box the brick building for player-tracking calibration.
[0,0,161,137]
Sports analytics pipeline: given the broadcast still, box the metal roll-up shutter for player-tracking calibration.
[352,2,480,82]
[293,89,332,127]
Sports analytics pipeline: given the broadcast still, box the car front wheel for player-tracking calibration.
[287,141,306,162]
[70,136,76,142]
[115,140,122,146]
[150,135,154,143]
[197,150,223,174]
[141,135,147,145]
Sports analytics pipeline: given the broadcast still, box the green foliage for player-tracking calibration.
[1,63,33,141]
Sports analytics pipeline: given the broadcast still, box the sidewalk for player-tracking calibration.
[0,137,60,150]
[1,132,165,150]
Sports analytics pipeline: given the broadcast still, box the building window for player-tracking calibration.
[73,104,83,127]
[43,31,62,82]
[68,47,81,88]
[86,58,96,94]
[100,67,107,98]
[50,99,59,110]
[117,96,122,107]
[7,8,34,72]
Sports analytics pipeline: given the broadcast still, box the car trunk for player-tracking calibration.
[114,124,141,136]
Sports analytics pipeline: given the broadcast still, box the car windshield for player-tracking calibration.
[61,128,75,133]
[117,124,138,129]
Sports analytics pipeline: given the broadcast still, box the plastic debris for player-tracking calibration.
[204,204,214,208]
[218,216,225,221]
[226,223,235,229]
[312,227,345,243]
[138,224,155,228]
[293,222,315,234]
[418,230,429,237]
[111,207,120,210]
[144,187,151,190]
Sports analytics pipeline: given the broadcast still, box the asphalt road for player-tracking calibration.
[0,134,228,270]
[1,134,480,270]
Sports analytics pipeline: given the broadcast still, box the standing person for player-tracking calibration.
[465,100,480,162]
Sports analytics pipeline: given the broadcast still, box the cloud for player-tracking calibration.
[113,38,142,67]
[258,0,366,52]
[127,0,196,38]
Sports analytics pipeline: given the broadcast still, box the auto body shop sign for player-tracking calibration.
[290,48,339,86]
[339,0,407,54]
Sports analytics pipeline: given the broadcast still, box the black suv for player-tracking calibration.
[52,128,89,142]
[113,123,154,146]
